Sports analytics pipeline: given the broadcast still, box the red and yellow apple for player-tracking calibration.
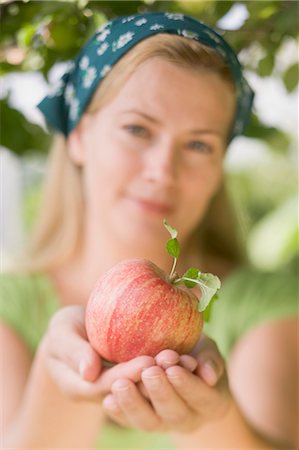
[85,258,203,363]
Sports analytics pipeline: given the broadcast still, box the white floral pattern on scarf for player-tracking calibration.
[165,13,184,21]
[97,28,111,42]
[100,65,111,77]
[97,42,109,56]
[180,29,199,39]
[150,24,164,30]
[134,18,147,26]
[121,15,136,24]
[83,67,97,88]
[112,32,135,51]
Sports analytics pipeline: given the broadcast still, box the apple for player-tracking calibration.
[86,258,203,363]
[85,221,220,363]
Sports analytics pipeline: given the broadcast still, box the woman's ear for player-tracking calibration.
[67,124,86,166]
[67,114,93,165]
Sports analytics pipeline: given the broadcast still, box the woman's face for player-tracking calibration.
[69,57,235,248]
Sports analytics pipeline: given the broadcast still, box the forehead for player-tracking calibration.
[103,58,236,132]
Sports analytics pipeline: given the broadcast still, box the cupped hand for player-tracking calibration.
[41,305,155,402]
[102,335,230,432]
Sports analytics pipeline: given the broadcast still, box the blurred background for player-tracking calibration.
[1,0,298,273]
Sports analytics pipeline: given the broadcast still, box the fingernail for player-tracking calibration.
[161,358,179,368]
[165,368,182,386]
[179,355,198,372]
[141,365,154,372]
[200,361,218,386]
[142,374,162,389]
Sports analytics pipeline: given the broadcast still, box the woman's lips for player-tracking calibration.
[127,196,174,215]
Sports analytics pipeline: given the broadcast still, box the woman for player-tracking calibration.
[1,12,297,449]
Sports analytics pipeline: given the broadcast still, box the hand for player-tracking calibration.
[102,335,230,432]
[41,306,156,402]
[153,335,225,387]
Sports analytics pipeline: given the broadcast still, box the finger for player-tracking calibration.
[47,328,102,382]
[154,350,197,372]
[141,366,192,430]
[165,364,227,418]
[46,307,102,382]
[197,359,224,386]
[94,356,155,396]
[155,349,180,369]
[102,394,129,428]
[192,336,225,386]
[136,380,150,399]
[111,378,161,432]
[179,354,198,372]
[47,357,103,402]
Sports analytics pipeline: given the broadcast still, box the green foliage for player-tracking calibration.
[228,151,298,228]
[243,114,290,153]
[283,62,299,92]
[0,0,298,156]
[0,98,51,155]
[247,196,299,271]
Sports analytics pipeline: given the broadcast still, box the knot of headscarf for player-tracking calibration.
[37,12,254,140]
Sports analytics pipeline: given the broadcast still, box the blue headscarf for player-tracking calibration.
[37,12,254,140]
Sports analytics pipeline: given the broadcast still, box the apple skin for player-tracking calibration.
[85,258,203,363]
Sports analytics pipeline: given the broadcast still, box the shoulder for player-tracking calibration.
[0,271,52,309]
[0,271,59,353]
[204,263,298,357]
[221,264,298,321]
[228,316,298,448]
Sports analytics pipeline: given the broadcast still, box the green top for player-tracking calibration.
[0,265,298,448]
[205,264,298,358]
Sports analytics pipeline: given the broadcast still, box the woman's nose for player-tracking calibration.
[142,142,179,186]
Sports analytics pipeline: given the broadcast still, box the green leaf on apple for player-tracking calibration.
[164,220,181,278]
[196,273,221,312]
[163,219,178,239]
[203,293,218,322]
[177,271,221,312]
[182,267,201,288]
[166,237,180,259]
[163,219,221,318]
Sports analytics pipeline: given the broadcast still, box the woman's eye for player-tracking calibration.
[123,125,149,138]
[187,141,212,153]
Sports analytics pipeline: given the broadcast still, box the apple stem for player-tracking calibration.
[169,257,177,280]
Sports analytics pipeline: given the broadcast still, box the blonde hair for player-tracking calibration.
[22,34,245,272]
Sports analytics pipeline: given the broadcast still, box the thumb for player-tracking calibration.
[79,347,102,382]
[46,305,102,382]
[193,335,225,386]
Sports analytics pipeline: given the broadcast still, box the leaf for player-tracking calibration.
[0,98,51,156]
[244,113,290,153]
[17,23,37,48]
[177,271,221,313]
[163,219,177,239]
[257,53,275,77]
[203,293,218,322]
[283,62,299,93]
[163,220,180,277]
[166,238,180,259]
[196,273,221,313]
[182,267,200,288]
